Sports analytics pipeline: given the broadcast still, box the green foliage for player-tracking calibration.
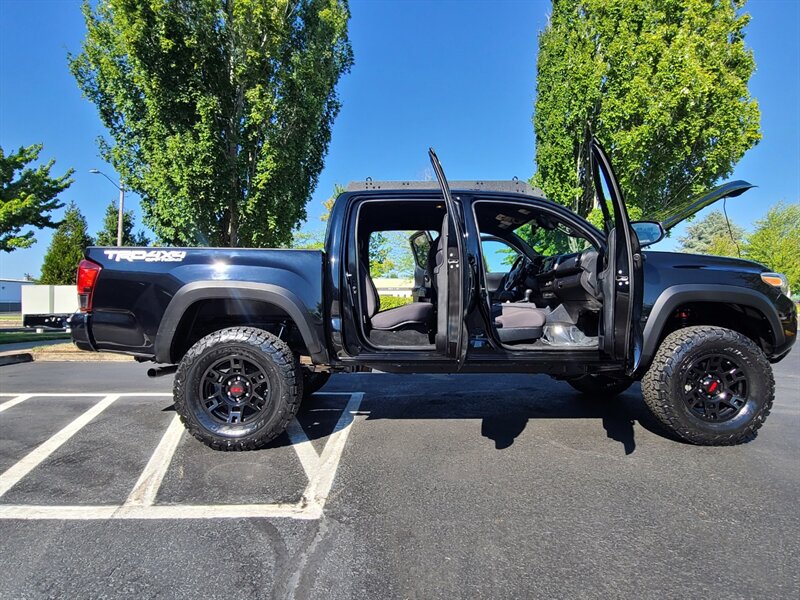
[368,231,390,275]
[744,202,800,291]
[95,200,150,246]
[291,229,325,250]
[70,0,353,248]
[677,203,800,291]
[533,0,760,220]
[369,231,416,278]
[0,144,74,252]
[377,295,414,311]
[39,203,94,285]
[705,233,743,258]
[678,210,745,256]
[321,183,345,222]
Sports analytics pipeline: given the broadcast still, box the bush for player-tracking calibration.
[378,295,414,310]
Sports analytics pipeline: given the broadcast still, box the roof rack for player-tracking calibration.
[345,178,542,196]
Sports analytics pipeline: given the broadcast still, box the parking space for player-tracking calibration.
[0,355,798,599]
[0,391,363,520]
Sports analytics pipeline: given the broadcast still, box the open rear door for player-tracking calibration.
[429,148,468,369]
[591,139,643,372]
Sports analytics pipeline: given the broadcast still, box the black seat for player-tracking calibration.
[359,222,446,332]
[359,261,435,331]
[494,303,548,343]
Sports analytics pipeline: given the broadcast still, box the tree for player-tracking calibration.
[0,144,73,252]
[705,232,743,259]
[533,0,761,221]
[39,203,94,285]
[321,183,345,222]
[744,202,800,292]
[678,210,745,256]
[291,229,325,250]
[95,200,150,247]
[70,0,353,248]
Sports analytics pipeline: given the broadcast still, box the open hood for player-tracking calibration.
[660,180,754,231]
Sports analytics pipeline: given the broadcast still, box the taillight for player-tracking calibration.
[77,259,101,312]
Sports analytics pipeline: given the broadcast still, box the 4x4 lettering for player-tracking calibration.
[104,250,187,263]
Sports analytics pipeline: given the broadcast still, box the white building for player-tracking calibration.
[0,278,33,312]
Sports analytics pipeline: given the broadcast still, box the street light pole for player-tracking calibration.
[116,182,125,247]
[89,169,125,246]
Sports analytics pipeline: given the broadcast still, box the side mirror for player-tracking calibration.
[408,230,433,268]
[631,221,665,247]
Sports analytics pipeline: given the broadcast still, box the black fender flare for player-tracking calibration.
[636,284,783,375]
[154,281,327,364]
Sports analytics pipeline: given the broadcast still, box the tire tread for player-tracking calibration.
[641,326,774,446]
[173,327,301,451]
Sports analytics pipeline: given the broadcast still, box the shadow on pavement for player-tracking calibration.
[158,373,675,455]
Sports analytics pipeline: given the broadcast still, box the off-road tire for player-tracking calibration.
[173,327,302,451]
[567,374,634,397]
[302,370,331,398]
[641,326,774,446]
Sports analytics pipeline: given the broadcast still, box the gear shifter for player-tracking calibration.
[524,289,533,303]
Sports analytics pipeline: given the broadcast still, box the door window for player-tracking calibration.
[480,238,520,273]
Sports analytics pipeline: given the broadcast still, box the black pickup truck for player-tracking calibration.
[71,141,796,450]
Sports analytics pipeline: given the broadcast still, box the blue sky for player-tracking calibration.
[1,0,798,280]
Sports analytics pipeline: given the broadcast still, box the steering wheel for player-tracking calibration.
[503,254,529,291]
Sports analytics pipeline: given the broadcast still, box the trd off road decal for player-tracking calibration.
[104,249,187,263]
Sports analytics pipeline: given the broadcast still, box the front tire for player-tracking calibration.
[641,326,774,445]
[173,327,302,451]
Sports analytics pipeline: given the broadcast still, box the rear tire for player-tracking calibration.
[641,326,773,445]
[567,373,634,397]
[173,327,302,451]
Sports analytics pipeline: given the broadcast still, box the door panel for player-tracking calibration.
[428,148,468,368]
[591,140,643,371]
[485,272,505,294]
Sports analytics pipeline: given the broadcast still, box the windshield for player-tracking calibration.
[511,221,592,256]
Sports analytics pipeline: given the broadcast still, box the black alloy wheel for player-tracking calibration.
[642,326,774,445]
[174,327,302,451]
[682,354,748,422]
[200,354,271,425]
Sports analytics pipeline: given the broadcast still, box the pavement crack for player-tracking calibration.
[281,515,331,600]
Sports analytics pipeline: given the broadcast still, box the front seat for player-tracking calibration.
[493,303,548,343]
[359,260,435,331]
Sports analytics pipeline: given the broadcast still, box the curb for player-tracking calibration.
[0,352,33,366]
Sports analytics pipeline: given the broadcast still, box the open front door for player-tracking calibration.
[428,148,468,369]
[591,139,643,372]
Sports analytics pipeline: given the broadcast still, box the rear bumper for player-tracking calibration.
[68,312,95,352]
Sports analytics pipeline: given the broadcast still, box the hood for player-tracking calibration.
[659,180,754,230]
[645,251,768,273]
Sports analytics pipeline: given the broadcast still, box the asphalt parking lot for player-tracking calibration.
[1,352,798,599]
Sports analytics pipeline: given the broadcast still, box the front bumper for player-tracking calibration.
[769,294,797,362]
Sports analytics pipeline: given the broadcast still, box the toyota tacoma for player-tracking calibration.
[70,141,797,450]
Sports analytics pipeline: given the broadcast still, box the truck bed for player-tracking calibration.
[74,246,325,361]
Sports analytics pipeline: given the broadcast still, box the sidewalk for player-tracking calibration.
[0,339,67,353]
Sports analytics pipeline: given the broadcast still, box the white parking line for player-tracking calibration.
[123,414,185,507]
[286,419,320,480]
[0,394,34,413]
[0,393,171,397]
[0,394,120,498]
[301,392,364,516]
[0,391,365,520]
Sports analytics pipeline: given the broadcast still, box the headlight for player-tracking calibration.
[761,272,790,296]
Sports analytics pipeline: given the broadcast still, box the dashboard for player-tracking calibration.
[523,249,600,304]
